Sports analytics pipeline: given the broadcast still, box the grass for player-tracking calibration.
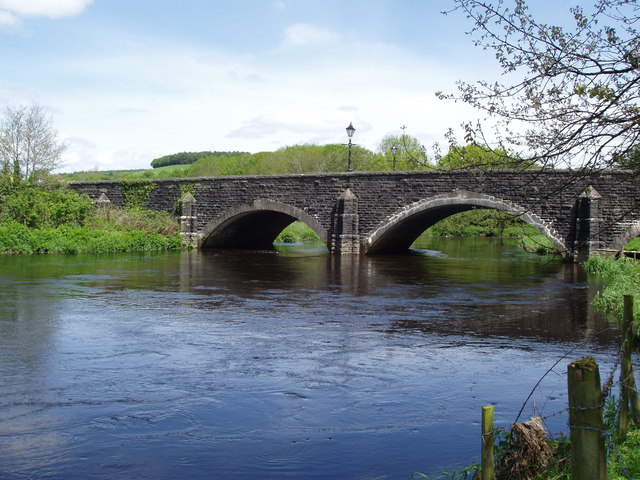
[518,233,557,255]
[609,428,640,479]
[275,221,322,243]
[625,237,640,251]
[0,204,183,255]
[582,255,640,328]
[0,222,182,254]
[86,207,180,236]
[419,425,640,480]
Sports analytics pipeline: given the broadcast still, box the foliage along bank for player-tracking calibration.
[583,255,640,337]
[0,179,182,255]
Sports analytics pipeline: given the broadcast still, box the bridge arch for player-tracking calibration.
[199,199,328,250]
[362,190,566,256]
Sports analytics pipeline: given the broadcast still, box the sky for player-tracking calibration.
[0,0,578,173]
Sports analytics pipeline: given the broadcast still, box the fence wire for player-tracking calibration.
[486,325,640,480]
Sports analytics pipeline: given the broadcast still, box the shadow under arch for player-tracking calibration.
[607,222,640,255]
[200,199,328,250]
[362,190,567,256]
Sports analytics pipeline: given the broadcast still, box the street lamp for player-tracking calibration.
[391,144,398,170]
[345,122,356,172]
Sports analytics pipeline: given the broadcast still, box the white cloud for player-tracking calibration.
[0,0,92,18]
[40,20,488,172]
[282,23,340,47]
[0,9,18,27]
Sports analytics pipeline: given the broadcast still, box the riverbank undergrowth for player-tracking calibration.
[0,182,182,254]
[582,255,640,329]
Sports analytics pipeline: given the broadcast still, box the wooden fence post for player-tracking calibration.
[621,295,640,427]
[481,405,495,480]
[568,356,607,480]
[616,296,632,439]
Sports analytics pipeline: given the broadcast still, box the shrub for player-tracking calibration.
[87,207,179,236]
[0,184,95,228]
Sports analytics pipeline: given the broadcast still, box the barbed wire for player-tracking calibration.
[489,324,639,479]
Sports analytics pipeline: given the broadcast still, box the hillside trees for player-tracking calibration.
[0,103,66,182]
[150,151,248,169]
[440,0,640,171]
[377,134,432,170]
[437,144,523,169]
[184,144,382,176]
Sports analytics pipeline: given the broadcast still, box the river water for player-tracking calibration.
[0,238,620,479]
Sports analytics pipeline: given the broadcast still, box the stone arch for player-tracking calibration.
[362,190,567,255]
[199,199,328,250]
[606,222,640,255]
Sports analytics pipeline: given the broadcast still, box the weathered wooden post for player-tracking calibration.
[567,356,607,480]
[481,405,495,480]
[617,295,640,433]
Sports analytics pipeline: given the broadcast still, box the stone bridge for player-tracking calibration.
[69,169,640,261]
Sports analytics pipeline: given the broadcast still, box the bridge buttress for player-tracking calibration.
[572,186,604,261]
[179,193,199,247]
[330,189,360,255]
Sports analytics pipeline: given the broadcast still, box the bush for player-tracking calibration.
[0,184,95,228]
[87,207,179,236]
[0,183,182,255]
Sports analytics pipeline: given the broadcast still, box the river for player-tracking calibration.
[0,237,620,479]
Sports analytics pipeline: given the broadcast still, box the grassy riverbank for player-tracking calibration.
[0,222,182,254]
[0,182,182,254]
[427,406,640,480]
[583,255,640,327]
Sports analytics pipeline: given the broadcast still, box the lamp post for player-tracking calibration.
[391,144,398,170]
[345,122,356,172]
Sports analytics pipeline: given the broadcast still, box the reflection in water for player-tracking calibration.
[0,238,620,479]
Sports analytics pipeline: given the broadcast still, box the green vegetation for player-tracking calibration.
[436,144,525,169]
[0,222,180,254]
[582,255,640,329]
[422,210,558,254]
[121,179,156,210]
[62,143,425,181]
[424,210,527,238]
[150,151,247,169]
[0,182,94,229]
[518,234,557,255]
[274,221,321,244]
[609,428,640,479]
[425,411,640,479]
[62,142,546,181]
[626,237,640,251]
[0,180,181,255]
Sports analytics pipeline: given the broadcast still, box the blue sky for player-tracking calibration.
[0,0,576,172]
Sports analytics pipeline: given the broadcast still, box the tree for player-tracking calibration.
[437,143,524,169]
[439,0,640,171]
[0,103,66,182]
[377,134,432,170]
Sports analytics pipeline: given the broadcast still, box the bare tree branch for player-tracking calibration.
[439,0,640,170]
[0,103,66,183]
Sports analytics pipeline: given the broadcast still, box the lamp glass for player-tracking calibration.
[346,122,355,138]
